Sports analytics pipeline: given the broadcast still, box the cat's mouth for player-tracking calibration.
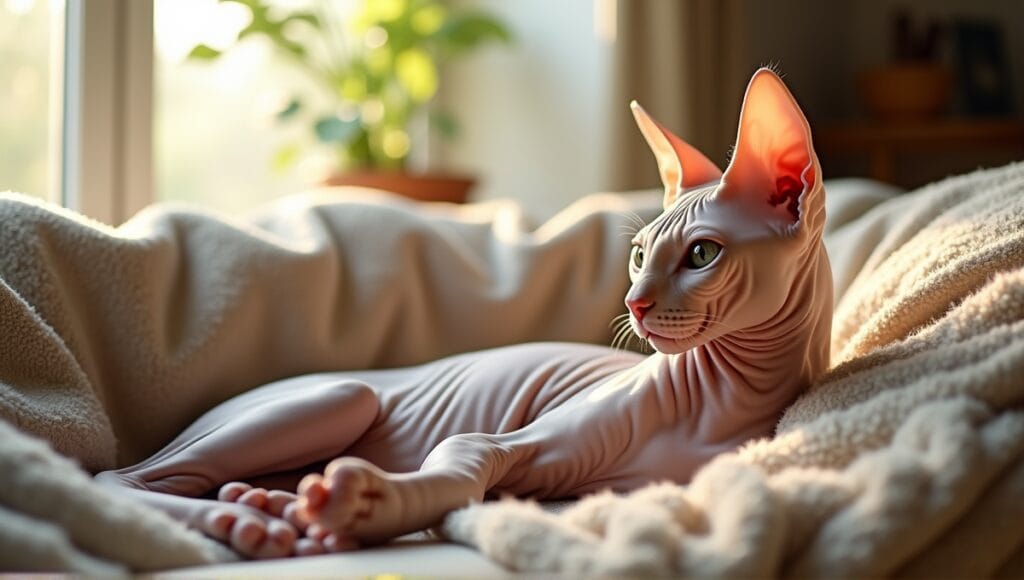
[635,324,703,353]
[628,309,711,353]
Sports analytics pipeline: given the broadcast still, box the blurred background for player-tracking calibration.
[1,0,1022,224]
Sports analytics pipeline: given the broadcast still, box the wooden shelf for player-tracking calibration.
[815,118,1024,186]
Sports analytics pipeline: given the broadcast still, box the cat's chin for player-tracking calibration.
[643,331,694,355]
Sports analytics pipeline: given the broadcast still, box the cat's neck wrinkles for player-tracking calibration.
[638,243,831,445]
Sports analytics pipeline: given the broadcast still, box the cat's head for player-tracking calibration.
[626,68,826,354]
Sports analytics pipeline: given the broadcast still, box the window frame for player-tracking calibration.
[62,0,153,225]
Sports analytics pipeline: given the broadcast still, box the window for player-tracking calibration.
[2,0,345,223]
[0,0,62,202]
[62,0,153,224]
[154,0,329,214]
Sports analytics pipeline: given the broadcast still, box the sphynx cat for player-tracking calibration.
[97,68,832,558]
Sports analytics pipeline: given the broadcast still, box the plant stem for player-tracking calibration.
[317,0,350,84]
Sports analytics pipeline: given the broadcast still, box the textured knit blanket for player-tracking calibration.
[0,188,659,572]
[444,164,1024,577]
[2,165,1022,574]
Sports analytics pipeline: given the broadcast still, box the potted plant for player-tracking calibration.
[858,10,952,121]
[188,0,511,203]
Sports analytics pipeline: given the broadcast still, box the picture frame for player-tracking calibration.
[952,18,1013,116]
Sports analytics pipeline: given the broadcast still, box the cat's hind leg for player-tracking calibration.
[96,377,380,558]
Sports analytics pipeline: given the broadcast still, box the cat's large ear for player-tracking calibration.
[631,101,723,210]
[719,68,823,236]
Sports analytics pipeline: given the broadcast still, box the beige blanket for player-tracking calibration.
[0,187,660,572]
[444,164,1024,577]
[3,164,1021,574]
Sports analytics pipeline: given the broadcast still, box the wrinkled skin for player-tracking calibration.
[97,69,832,558]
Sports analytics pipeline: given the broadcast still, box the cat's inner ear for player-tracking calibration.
[631,102,723,210]
[720,68,820,229]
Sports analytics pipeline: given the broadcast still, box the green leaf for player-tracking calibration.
[430,110,459,140]
[276,98,302,120]
[366,49,392,74]
[361,0,407,24]
[219,0,260,8]
[395,48,438,103]
[411,4,446,36]
[279,39,307,58]
[271,143,300,173]
[231,1,307,58]
[284,11,320,30]
[314,115,361,144]
[339,74,368,101]
[438,13,512,53]
[187,44,223,60]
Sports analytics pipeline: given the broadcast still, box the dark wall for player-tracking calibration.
[742,0,1024,123]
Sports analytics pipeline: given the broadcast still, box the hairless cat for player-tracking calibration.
[98,68,832,559]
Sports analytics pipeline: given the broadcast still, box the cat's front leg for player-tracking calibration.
[296,433,526,548]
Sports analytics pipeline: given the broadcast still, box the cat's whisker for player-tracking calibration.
[613,322,637,352]
[608,312,631,330]
[608,311,649,353]
[617,224,641,240]
[615,329,627,350]
[609,319,628,350]
[623,210,647,231]
[613,328,630,352]
[616,212,647,241]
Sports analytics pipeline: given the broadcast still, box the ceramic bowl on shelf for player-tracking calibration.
[858,62,953,121]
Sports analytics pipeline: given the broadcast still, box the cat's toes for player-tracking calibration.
[201,506,297,559]
[294,537,327,556]
[266,490,297,518]
[236,487,270,510]
[306,522,330,542]
[303,523,359,553]
[230,515,267,554]
[296,473,329,520]
[217,481,252,502]
[292,523,358,555]
[218,483,295,521]
[203,508,237,540]
[299,457,388,537]
[253,520,298,559]
[283,500,309,533]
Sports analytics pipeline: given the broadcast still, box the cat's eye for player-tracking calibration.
[686,240,721,269]
[631,245,644,269]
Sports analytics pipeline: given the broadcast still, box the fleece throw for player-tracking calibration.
[443,163,1024,577]
[0,188,660,572]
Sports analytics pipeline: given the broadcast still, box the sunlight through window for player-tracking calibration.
[154,0,337,214]
[0,0,61,200]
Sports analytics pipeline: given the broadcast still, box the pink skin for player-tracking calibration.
[96,68,832,557]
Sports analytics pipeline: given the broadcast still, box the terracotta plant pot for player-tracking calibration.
[858,62,953,121]
[324,171,476,204]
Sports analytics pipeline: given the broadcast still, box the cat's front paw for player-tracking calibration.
[297,457,404,546]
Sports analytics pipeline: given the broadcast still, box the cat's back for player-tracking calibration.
[457,341,644,419]
[347,342,644,471]
[383,341,644,430]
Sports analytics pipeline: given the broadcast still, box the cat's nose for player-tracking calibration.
[627,297,654,321]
